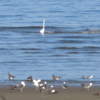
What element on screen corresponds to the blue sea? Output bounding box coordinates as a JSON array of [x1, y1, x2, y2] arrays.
[[0, 0, 100, 86]]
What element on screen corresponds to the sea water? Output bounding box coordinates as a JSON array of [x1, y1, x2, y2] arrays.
[[0, 0, 100, 86]]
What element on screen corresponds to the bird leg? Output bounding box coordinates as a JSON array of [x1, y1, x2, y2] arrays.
[[86, 88, 89, 91], [20, 88, 23, 92], [35, 86, 39, 90]]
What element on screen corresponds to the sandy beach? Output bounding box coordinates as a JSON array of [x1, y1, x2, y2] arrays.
[[0, 85, 100, 100]]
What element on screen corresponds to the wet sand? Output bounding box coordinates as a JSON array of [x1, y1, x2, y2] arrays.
[[0, 85, 100, 100]]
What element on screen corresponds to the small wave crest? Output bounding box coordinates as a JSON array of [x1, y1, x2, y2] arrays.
[[0, 26, 100, 34]]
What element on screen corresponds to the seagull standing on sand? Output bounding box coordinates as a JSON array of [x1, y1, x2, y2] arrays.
[[39, 83, 46, 92], [33, 79, 41, 90], [81, 83, 92, 91], [14, 81, 25, 92], [39, 81, 48, 92], [62, 82, 67, 89], [52, 74, 61, 81], [40, 20, 45, 36], [8, 72, 15, 80], [44, 81, 48, 90]]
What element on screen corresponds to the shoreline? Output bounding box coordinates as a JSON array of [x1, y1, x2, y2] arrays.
[[0, 79, 100, 87], [0, 85, 100, 100]]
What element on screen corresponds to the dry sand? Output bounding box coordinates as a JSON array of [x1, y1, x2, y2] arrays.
[[0, 85, 100, 100]]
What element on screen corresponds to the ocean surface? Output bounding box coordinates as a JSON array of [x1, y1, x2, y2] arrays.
[[0, 0, 100, 86]]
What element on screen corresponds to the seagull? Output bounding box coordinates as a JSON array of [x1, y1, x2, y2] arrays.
[[81, 83, 92, 91], [83, 75, 93, 79], [48, 85, 58, 94], [8, 72, 15, 80], [44, 81, 48, 90], [39, 81, 48, 92], [14, 81, 25, 92], [40, 20, 45, 36], [33, 79, 41, 90], [52, 74, 61, 81], [39, 84, 46, 92], [62, 82, 67, 89], [27, 76, 33, 81]]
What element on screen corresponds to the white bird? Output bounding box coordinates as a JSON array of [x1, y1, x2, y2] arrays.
[[40, 20, 45, 36], [81, 83, 92, 91], [14, 81, 25, 92], [44, 81, 48, 89], [33, 79, 41, 90], [83, 75, 93, 79], [62, 82, 67, 89]]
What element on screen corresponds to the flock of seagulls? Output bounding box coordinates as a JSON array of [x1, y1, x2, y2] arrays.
[[8, 73, 67, 94], [8, 72, 94, 94]]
